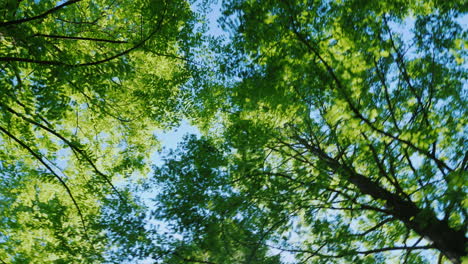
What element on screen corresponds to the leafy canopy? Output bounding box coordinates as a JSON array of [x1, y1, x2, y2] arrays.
[[0, 0, 200, 262], [149, 0, 467, 263], [0, 0, 466, 263]]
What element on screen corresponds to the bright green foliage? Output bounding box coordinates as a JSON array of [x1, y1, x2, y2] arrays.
[[150, 0, 467, 263], [0, 0, 198, 262], [1, 0, 466, 263]]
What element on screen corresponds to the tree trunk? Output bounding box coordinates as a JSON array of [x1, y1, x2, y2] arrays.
[[325, 156, 467, 263]]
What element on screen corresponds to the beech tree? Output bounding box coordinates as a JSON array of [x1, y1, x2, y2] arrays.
[[150, 0, 467, 263]]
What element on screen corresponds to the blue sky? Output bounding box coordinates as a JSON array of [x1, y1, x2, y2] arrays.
[[150, 0, 226, 160]]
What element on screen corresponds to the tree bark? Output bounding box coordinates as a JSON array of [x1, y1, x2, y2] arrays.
[[309, 147, 467, 264], [338, 162, 466, 263]]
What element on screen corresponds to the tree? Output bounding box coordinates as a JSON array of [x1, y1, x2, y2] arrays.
[[151, 0, 467, 263], [0, 0, 199, 262]]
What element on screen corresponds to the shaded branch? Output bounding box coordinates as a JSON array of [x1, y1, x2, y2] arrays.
[[0, 56, 67, 65], [0, 102, 124, 201], [291, 26, 453, 174], [0, 0, 83, 27], [362, 132, 411, 201], [373, 58, 401, 131], [266, 243, 433, 259], [33, 33, 128, 43], [350, 217, 396, 237], [0, 6, 168, 67], [382, 15, 424, 113], [0, 18, 192, 68], [325, 245, 435, 258], [0, 124, 90, 241], [246, 209, 298, 263]]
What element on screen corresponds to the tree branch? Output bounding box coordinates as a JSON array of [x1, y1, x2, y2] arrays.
[[291, 26, 453, 173], [0, 124, 90, 241], [0, 102, 124, 201], [0, 8, 178, 68], [33, 33, 128, 43], [0, 0, 83, 27], [329, 245, 435, 258], [350, 217, 396, 237]]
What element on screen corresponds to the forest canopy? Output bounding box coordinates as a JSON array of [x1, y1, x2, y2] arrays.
[[0, 0, 466, 263]]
